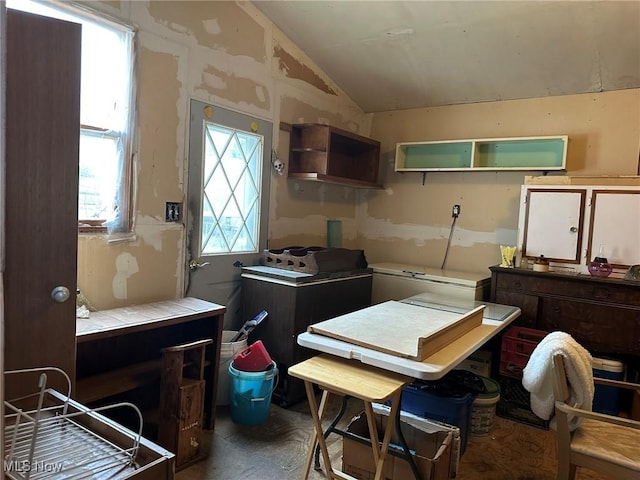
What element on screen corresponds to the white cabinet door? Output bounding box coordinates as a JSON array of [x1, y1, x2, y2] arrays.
[[521, 189, 586, 263], [588, 190, 640, 267]]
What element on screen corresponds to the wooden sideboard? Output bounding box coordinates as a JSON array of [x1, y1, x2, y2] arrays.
[[490, 266, 640, 374], [75, 297, 225, 431]]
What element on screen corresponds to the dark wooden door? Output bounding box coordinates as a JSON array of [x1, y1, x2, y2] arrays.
[[4, 10, 81, 396]]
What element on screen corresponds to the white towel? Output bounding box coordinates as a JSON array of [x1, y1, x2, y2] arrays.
[[522, 331, 594, 429]]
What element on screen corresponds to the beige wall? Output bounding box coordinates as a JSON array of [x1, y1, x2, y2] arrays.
[[364, 89, 640, 274], [77, 2, 640, 309], [77, 1, 372, 309]]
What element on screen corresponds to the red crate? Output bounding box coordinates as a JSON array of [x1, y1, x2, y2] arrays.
[[499, 326, 547, 379]]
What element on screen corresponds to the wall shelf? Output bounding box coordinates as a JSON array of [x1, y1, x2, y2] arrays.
[[288, 123, 382, 188], [395, 135, 568, 172]]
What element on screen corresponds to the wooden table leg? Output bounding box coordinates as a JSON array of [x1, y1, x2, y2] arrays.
[[303, 380, 335, 479], [302, 388, 330, 478], [371, 389, 402, 480], [288, 355, 412, 480]]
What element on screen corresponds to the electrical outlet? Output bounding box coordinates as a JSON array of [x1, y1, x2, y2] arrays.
[[452, 204, 461, 218], [165, 202, 181, 222]]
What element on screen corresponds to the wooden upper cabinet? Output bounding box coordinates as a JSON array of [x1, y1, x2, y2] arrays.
[[288, 123, 382, 189], [517, 184, 640, 271]]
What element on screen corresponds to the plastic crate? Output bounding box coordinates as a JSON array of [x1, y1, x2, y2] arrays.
[[496, 375, 549, 430], [499, 326, 547, 378]]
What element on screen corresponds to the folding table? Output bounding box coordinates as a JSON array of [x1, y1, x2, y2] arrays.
[[290, 294, 521, 480]]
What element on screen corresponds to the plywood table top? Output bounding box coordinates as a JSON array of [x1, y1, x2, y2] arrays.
[[308, 300, 484, 361], [299, 299, 521, 380]]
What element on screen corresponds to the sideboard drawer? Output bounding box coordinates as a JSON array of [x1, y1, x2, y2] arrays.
[[539, 298, 640, 355], [494, 270, 640, 306], [490, 266, 640, 358]]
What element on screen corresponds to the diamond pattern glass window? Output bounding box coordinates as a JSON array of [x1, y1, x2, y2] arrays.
[[201, 123, 263, 254]]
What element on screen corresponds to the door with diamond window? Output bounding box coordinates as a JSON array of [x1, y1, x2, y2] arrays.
[[186, 101, 272, 327]]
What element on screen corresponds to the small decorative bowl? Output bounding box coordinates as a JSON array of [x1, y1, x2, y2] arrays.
[[588, 261, 613, 278]]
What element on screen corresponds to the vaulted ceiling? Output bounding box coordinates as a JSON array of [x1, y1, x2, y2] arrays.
[[254, 1, 640, 113]]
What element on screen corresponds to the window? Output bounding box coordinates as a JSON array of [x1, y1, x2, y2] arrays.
[[7, 0, 135, 233], [201, 122, 263, 254]]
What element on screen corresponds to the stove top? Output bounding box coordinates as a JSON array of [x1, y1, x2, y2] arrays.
[[241, 265, 372, 284]]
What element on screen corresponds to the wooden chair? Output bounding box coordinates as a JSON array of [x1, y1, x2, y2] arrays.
[[552, 354, 640, 480]]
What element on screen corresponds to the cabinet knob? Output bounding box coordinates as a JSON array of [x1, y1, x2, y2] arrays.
[[514, 281, 522, 288], [569, 226, 578, 233], [554, 306, 562, 314]]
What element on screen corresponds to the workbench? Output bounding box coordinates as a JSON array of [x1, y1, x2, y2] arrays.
[[75, 297, 226, 430]]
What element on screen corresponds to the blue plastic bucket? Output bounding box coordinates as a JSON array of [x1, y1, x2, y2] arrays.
[[228, 361, 278, 425]]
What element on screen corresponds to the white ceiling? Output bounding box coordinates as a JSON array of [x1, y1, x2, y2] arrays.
[[254, 1, 640, 113]]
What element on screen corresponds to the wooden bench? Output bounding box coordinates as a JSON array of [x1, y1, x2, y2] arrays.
[[75, 297, 226, 430]]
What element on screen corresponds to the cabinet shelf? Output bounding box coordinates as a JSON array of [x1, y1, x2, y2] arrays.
[[291, 148, 327, 153], [288, 123, 382, 188], [395, 135, 567, 172]]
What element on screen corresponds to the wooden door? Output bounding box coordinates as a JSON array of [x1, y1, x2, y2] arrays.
[[4, 10, 81, 396], [185, 100, 272, 328]]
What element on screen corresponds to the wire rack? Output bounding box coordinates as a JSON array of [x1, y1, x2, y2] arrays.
[[4, 367, 144, 480]]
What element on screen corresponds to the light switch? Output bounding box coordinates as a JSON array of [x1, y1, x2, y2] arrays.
[[165, 202, 181, 222]]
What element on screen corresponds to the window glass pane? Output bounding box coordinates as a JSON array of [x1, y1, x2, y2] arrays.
[[201, 123, 263, 255], [8, 0, 134, 232], [80, 22, 131, 130], [78, 133, 118, 220]]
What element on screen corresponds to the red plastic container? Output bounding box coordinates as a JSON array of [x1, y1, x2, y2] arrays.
[[232, 340, 274, 372], [499, 326, 547, 379]]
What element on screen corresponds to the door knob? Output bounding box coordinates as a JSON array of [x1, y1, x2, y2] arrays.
[[189, 259, 211, 271], [51, 286, 70, 303]]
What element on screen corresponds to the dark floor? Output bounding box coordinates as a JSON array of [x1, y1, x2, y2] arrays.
[[176, 394, 612, 480]]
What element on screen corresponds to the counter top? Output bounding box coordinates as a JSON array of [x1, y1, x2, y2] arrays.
[[76, 297, 226, 342]]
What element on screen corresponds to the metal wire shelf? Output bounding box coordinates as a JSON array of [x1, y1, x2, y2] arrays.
[[4, 367, 144, 480]]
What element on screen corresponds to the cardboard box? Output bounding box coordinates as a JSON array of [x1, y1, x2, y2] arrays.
[[342, 409, 453, 480], [373, 403, 461, 479], [457, 350, 492, 378]]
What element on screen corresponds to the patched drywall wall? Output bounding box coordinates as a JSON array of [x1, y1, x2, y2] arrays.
[[365, 89, 640, 275], [273, 45, 336, 96], [136, 47, 183, 217], [77, 228, 182, 309], [74, 1, 638, 310], [76, 1, 370, 309]]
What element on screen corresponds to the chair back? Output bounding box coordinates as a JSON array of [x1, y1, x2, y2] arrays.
[[552, 354, 570, 403]]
